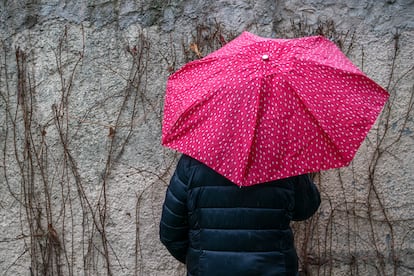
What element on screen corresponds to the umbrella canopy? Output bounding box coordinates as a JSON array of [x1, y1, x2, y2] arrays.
[[162, 31, 389, 186]]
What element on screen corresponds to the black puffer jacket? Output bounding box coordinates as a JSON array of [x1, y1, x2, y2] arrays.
[[160, 155, 321, 276]]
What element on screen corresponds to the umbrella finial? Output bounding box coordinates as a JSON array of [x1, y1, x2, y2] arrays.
[[262, 54, 269, 61]]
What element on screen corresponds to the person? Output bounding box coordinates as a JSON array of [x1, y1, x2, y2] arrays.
[[159, 154, 321, 276]]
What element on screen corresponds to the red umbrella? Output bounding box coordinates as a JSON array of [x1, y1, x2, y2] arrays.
[[162, 31, 389, 186]]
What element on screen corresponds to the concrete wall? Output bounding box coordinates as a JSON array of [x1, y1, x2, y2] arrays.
[[1, 0, 413, 275]]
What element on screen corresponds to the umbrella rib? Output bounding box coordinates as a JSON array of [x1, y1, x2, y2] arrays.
[[240, 80, 264, 184], [284, 58, 388, 163], [295, 56, 366, 78], [164, 87, 219, 145], [283, 80, 349, 163]]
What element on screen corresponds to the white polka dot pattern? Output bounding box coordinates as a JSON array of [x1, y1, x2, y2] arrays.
[[162, 31, 389, 186]]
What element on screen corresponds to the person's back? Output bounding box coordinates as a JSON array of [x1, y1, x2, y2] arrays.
[[160, 155, 321, 276]]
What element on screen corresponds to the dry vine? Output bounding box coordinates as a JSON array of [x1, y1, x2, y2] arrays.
[[0, 25, 164, 276], [0, 17, 412, 276]]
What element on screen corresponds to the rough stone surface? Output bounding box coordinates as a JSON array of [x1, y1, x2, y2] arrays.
[[0, 0, 413, 275]]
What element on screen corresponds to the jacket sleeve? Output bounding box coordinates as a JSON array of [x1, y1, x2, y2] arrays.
[[292, 174, 321, 221], [159, 156, 189, 263]]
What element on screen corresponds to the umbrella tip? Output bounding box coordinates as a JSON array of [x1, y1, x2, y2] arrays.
[[262, 54, 269, 61]]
